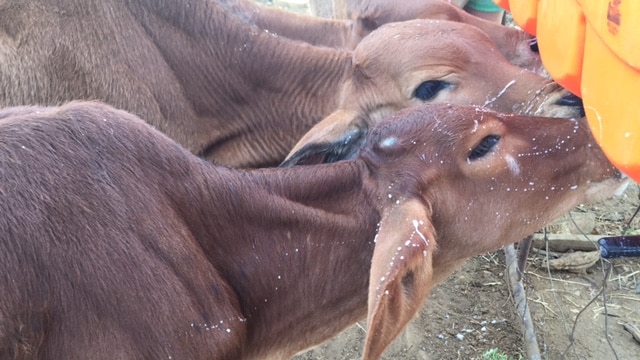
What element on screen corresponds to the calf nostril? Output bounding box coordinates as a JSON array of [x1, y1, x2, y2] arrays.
[[529, 37, 539, 53], [557, 93, 585, 117], [557, 93, 583, 107]]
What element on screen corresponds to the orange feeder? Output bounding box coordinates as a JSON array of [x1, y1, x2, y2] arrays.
[[495, 0, 640, 183]]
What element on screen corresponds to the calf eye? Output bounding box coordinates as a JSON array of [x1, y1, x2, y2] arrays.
[[414, 80, 449, 101], [468, 135, 500, 160]]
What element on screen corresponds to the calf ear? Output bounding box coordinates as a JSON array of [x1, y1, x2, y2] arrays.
[[363, 199, 436, 360], [280, 129, 365, 166], [280, 110, 367, 167]]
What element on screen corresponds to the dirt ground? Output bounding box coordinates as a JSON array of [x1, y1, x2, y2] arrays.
[[294, 183, 640, 360]]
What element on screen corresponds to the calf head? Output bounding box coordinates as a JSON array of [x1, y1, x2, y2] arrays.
[[352, 0, 543, 73], [358, 103, 626, 359], [282, 19, 582, 166]]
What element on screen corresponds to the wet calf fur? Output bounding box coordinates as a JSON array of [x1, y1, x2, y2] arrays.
[[0, 102, 625, 360]]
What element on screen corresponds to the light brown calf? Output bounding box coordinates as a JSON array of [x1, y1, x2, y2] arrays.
[[0, 101, 625, 359], [283, 19, 583, 166], [1, 1, 570, 168]]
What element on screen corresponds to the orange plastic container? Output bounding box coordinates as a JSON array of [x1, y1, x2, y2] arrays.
[[495, 0, 640, 183]]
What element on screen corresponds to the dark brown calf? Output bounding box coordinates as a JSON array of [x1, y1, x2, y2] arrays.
[[0, 101, 625, 359]]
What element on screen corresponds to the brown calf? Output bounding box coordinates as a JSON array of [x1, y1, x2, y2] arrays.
[[0, 101, 625, 359], [1, 1, 573, 168], [234, 0, 541, 72]]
